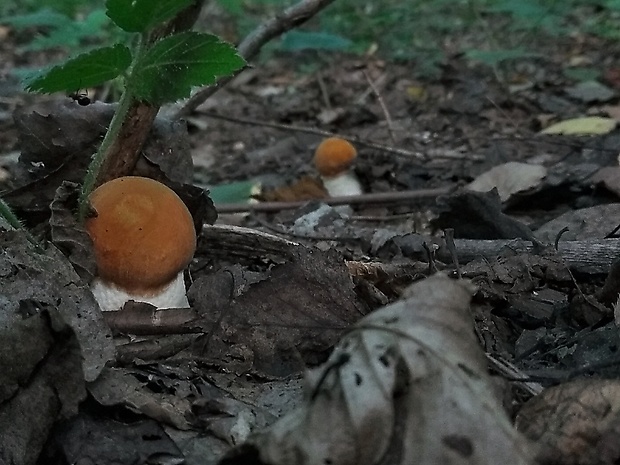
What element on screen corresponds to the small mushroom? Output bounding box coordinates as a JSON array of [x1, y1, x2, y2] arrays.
[[313, 137, 363, 197], [85, 176, 196, 311]]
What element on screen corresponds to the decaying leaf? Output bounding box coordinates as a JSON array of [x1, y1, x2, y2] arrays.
[[535, 203, 620, 242], [221, 273, 533, 465], [516, 379, 620, 465], [38, 413, 183, 465], [467, 162, 547, 202], [188, 247, 367, 377], [432, 189, 536, 240], [258, 175, 327, 202], [0, 229, 114, 465], [49, 181, 96, 282]]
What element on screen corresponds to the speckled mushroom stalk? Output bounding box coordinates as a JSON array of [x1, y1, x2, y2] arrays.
[[85, 176, 196, 311]]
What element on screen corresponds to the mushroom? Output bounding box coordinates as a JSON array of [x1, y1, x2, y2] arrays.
[[85, 176, 196, 311], [313, 137, 363, 197]]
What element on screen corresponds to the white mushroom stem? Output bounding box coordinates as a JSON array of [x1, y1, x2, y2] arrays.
[[321, 171, 363, 197], [90, 271, 189, 312]]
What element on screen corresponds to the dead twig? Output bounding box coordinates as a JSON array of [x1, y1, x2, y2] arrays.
[[216, 186, 452, 213], [349, 212, 418, 222], [176, 0, 336, 118], [436, 238, 620, 275], [317, 71, 332, 110], [195, 110, 435, 160], [345, 260, 429, 283], [443, 228, 461, 279], [363, 70, 396, 143]]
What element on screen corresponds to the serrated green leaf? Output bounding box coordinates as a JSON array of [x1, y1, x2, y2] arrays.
[[23, 44, 132, 93], [22, 9, 111, 52], [130, 32, 246, 104], [105, 0, 194, 33]]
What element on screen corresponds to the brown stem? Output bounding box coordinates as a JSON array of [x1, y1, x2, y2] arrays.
[[94, 1, 205, 186], [95, 102, 159, 185]]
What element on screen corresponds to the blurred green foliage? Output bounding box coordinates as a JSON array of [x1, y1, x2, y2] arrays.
[[214, 0, 620, 77], [2, 0, 620, 79]]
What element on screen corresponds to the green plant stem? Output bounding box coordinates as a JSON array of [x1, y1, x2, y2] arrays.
[[0, 197, 41, 248], [77, 86, 134, 221], [77, 35, 146, 222], [0, 197, 23, 230]]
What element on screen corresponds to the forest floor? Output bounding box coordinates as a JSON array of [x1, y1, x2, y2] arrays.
[[3, 20, 620, 465]]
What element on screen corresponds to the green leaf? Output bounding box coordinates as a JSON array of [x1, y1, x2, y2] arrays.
[[279, 31, 352, 52], [22, 9, 111, 51], [24, 44, 132, 93], [209, 180, 262, 205], [130, 32, 246, 104], [105, 0, 194, 33], [540, 117, 617, 136]]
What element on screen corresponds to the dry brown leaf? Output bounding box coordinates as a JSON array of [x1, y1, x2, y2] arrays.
[[221, 273, 533, 465], [258, 175, 328, 202], [516, 379, 620, 465]]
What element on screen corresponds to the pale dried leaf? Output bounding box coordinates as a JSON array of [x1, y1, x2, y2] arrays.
[[222, 273, 533, 465], [467, 162, 546, 202], [540, 116, 617, 135]]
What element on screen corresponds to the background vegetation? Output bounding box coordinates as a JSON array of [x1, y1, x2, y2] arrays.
[[2, 0, 619, 79]]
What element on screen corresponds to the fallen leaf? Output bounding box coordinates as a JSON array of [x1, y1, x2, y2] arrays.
[[222, 274, 533, 465], [591, 166, 620, 196], [467, 162, 547, 202], [565, 80, 615, 103], [258, 175, 327, 202], [516, 379, 620, 465], [540, 116, 617, 135], [535, 203, 620, 242], [209, 180, 262, 205]]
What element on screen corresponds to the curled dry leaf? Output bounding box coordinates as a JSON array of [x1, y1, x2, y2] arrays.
[[49, 181, 96, 282], [221, 273, 533, 465]]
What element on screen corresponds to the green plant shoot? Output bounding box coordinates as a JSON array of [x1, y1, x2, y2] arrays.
[[21, 0, 246, 221]]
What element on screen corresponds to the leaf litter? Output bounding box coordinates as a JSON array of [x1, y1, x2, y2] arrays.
[[5, 18, 620, 465], [222, 274, 533, 465]]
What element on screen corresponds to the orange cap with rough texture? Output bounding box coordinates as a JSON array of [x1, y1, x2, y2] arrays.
[[313, 137, 357, 177], [85, 176, 196, 293]]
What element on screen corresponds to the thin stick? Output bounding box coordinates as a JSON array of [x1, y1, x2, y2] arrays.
[[176, 0, 336, 118], [363, 70, 396, 143], [216, 186, 452, 213], [317, 71, 332, 109], [197, 110, 432, 160]]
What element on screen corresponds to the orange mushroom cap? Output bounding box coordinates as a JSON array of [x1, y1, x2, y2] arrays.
[[313, 137, 357, 177], [85, 176, 196, 294]]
